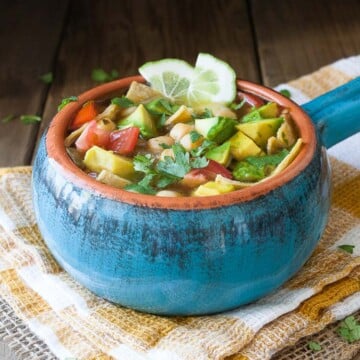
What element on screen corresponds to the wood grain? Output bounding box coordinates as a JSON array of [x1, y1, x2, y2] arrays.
[[36, 0, 259, 157], [251, 0, 360, 86], [0, 1, 69, 166]]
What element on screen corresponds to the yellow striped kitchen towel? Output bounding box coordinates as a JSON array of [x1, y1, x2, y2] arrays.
[[0, 56, 359, 360]]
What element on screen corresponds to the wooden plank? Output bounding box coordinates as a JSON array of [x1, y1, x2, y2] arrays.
[[36, 0, 260, 156], [0, 0, 69, 166], [251, 0, 360, 86]]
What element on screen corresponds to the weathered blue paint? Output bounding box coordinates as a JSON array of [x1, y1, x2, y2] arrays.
[[32, 134, 331, 315], [303, 76, 360, 148]]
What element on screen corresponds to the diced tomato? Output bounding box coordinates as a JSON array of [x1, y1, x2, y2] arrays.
[[75, 120, 111, 153], [70, 101, 99, 130], [205, 160, 233, 179], [238, 91, 265, 108], [108, 127, 140, 155], [181, 160, 233, 188], [180, 169, 216, 188]]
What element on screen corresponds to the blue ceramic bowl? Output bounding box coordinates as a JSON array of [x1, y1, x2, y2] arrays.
[[32, 76, 360, 315]]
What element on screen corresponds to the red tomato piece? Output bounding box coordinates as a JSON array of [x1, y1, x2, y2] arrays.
[[108, 127, 140, 155], [75, 120, 111, 153], [205, 160, 233, 179], [70, 101, 98, 130], [238, 91, 265, 108], [180, 169, 216, 188]]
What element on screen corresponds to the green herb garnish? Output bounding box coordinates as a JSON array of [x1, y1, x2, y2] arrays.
[[20, 115, 41, 124], [338, 244, 355, 254], [190, 139, 216, 157], [1, 114, 15, 123], [91, 68, 119, 83], [230, 99, 246, 110], [111, 96, 135, 108], [189, 130, 201, 143], [279, 89, 291, 98], [337, 316, 360, 343], [308, 341, 322, 352], [157, 143, 191, 178], [40, 72, 53, 84], [58, 96, 78, 111]]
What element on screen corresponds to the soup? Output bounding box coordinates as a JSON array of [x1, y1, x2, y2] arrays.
[[64, 80, 301, 197]]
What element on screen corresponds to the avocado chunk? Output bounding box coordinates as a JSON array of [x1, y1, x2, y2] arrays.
[[206, 141, 231, 166], [193, 181, 235, 196], [232, 149, 289, 182], [236, 117, 284, 148], [242, 102, 279, 123], [229, 131, 264, 161], [118, 104, 157, 138], [195, 116, 237, 143], [145, 98, 179, 116], [84, 146, 135, 179]]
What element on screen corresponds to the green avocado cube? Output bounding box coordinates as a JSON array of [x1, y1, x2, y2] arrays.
[[195, 116, 237, 143], [236, 117, 284, 148], [118, 104, 157, 138], [229, 131, 264, 161], [206, 141, 231, 166], [242, 102, 279, 123]]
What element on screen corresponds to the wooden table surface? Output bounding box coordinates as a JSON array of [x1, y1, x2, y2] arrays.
[[0, 0, 360, 359]]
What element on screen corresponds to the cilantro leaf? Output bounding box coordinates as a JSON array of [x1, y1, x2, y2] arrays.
[[1, 114, 15, 123], [193, 108, 214, 119], [159, 142, 172, 149], [125, 174, 157, 195], [338, 244, 355, 254], [337, 316, 360, 343], [20, 115, 41, 124], [308, 341, 322, 351], [133, 154, 155, 174], [157, 144, 190, 178], [40, 72, 53, 84], [58, 96, 78, 111], [159, 98, 178, 114], [229, 99, 246, 110], [111, 96, 135, 108], [279, 89, 291, 98], [191, 156, 209, 169], [190, 139, 216, 157], [91, 68, 119, 83], [189, 130, 201, 143], [156, 174, 178, 188]]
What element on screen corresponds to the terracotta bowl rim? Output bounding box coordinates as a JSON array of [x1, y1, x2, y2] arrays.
[[45, 75, 316, 210]]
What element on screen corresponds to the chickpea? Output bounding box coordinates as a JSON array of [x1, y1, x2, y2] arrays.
[[148, 136, 174, 154], [169, 123, 194, 142]]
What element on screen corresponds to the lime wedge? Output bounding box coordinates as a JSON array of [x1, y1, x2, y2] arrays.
[[187, 53, 236, 106], [139, 59, 194, 103], [138, 54, 236, 106]]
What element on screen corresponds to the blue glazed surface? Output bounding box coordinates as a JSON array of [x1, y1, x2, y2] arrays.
[[303, 76, 360, 147], [32, 132, 331, 315]]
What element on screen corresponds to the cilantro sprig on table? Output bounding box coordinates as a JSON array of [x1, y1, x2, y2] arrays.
[[308, 341, 322, 351], [337, 316, 360, 343], [91, 68, 119, 83], [1, 114, 41, 125], [125, 144, 208, 195]]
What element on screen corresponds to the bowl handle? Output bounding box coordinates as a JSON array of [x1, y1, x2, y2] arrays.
[[302, 76, 360, 148]]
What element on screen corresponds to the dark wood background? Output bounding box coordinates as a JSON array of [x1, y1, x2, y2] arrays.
[[1, 0, 360, 167]]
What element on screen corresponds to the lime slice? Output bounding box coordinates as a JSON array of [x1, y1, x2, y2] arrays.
[[138, 54, 237, 107], [187, 53, 236, 106], [139, 59, 194, 103]]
